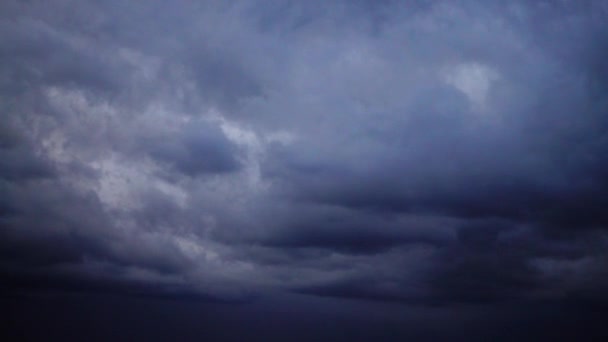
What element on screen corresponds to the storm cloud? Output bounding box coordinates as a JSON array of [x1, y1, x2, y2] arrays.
[[2, 0, 608, 340]]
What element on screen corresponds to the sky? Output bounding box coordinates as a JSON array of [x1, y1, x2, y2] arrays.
[[1, 0, 608, 340]]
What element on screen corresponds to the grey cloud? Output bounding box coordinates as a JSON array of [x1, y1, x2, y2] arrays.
[[188, 45, 264, 110], [0, 18, 127, 96], [147, 122, 243, 177], [249, 205, 454, 254], [2, 1, 608, 339], [0, 146, 54, 181]]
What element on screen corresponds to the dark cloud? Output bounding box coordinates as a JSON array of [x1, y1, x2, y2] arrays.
[[2, 0, 608, 340], [147, 122, 242, 177], [257, 208, 453, 254], [0, 19, 126, 96], [188, 46, 264, 110]]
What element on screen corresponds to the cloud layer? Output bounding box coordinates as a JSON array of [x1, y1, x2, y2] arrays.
[[2, 1, 608, 335]]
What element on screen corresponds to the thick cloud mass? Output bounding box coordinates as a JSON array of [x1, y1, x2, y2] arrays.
[[2, 0, 608, 340]]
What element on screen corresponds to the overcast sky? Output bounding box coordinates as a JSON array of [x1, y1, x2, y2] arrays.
[[2, 0, 608, 340]]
